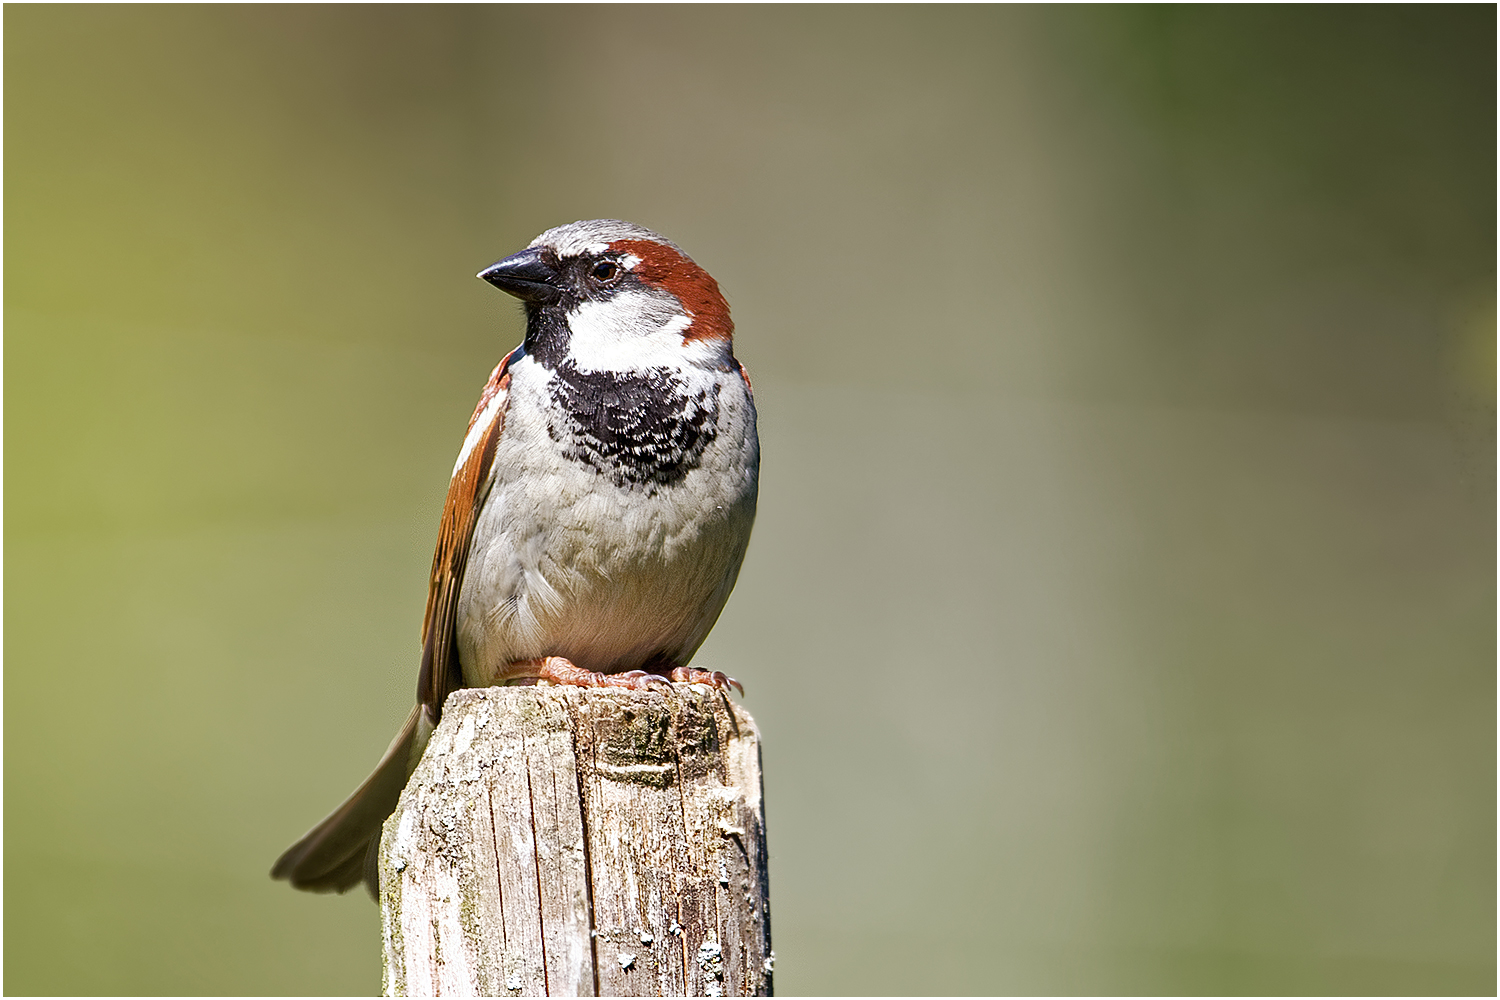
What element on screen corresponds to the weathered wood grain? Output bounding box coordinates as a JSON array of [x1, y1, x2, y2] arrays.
[[380, 685, 772, 997]]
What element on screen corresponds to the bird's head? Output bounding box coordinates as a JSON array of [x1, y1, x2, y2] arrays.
[[478, 219, 733, 373]]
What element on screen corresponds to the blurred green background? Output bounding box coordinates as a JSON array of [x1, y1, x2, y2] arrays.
[[6, 6, 1494, 995]]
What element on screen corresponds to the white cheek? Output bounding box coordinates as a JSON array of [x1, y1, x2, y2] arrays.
[[565, 293, 696, 372]]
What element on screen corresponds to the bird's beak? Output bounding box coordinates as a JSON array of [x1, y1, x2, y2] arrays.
[[478, 248, 561, 303]]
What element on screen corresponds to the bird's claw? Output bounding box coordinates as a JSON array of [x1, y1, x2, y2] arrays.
[[668, 666, 744, 695], [526, 657, 669, 690], [517, 657, 740, 694], [607, 669, 674, 690]]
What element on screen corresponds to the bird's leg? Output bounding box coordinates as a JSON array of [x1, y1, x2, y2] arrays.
[[505, 656, 672, 690], [668, 666, 744, 695]]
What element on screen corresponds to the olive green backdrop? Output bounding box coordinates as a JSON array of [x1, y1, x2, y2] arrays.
[[6, 6, 1494, 995]]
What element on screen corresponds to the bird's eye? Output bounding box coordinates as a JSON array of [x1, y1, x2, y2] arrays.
[[592, 260, 619, 282]]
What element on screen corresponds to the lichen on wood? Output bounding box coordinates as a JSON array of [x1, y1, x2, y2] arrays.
[[380, 685, 772, 997]]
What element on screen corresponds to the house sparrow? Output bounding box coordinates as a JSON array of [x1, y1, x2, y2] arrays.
[[271, 220, 759, 896]]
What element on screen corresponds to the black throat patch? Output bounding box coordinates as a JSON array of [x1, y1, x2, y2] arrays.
[[546, 360, 721, 491]]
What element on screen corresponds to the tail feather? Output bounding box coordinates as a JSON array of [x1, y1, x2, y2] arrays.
[[271, 705, 426, 897]]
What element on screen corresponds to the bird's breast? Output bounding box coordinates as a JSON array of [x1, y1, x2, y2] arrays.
[[545, 359, 722, 492], [454, 355, 758, 681]]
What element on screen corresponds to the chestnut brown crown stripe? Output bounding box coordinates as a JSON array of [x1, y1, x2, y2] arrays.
[[610, 238, 734, 343]]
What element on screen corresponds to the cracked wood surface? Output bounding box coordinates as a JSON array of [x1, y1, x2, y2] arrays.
[[379, 686, 772, 997]]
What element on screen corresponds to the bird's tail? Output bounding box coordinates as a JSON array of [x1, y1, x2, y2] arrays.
[[270, 704, 432, 898]]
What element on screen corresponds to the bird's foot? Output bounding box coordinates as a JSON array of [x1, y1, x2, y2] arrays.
[[517, 656, 672, 690], [668, 666, 744, 695], [504, 658, 742, 694]]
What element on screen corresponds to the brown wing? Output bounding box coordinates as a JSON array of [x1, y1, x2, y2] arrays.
[[271, 348, 522, 897], [416, 346, 519, 726]]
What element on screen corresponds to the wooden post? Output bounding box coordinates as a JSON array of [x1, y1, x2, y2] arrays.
[[378, 685, 773, 997]]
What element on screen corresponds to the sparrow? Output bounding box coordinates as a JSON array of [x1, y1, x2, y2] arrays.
[[271, 220, 759, 896]]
